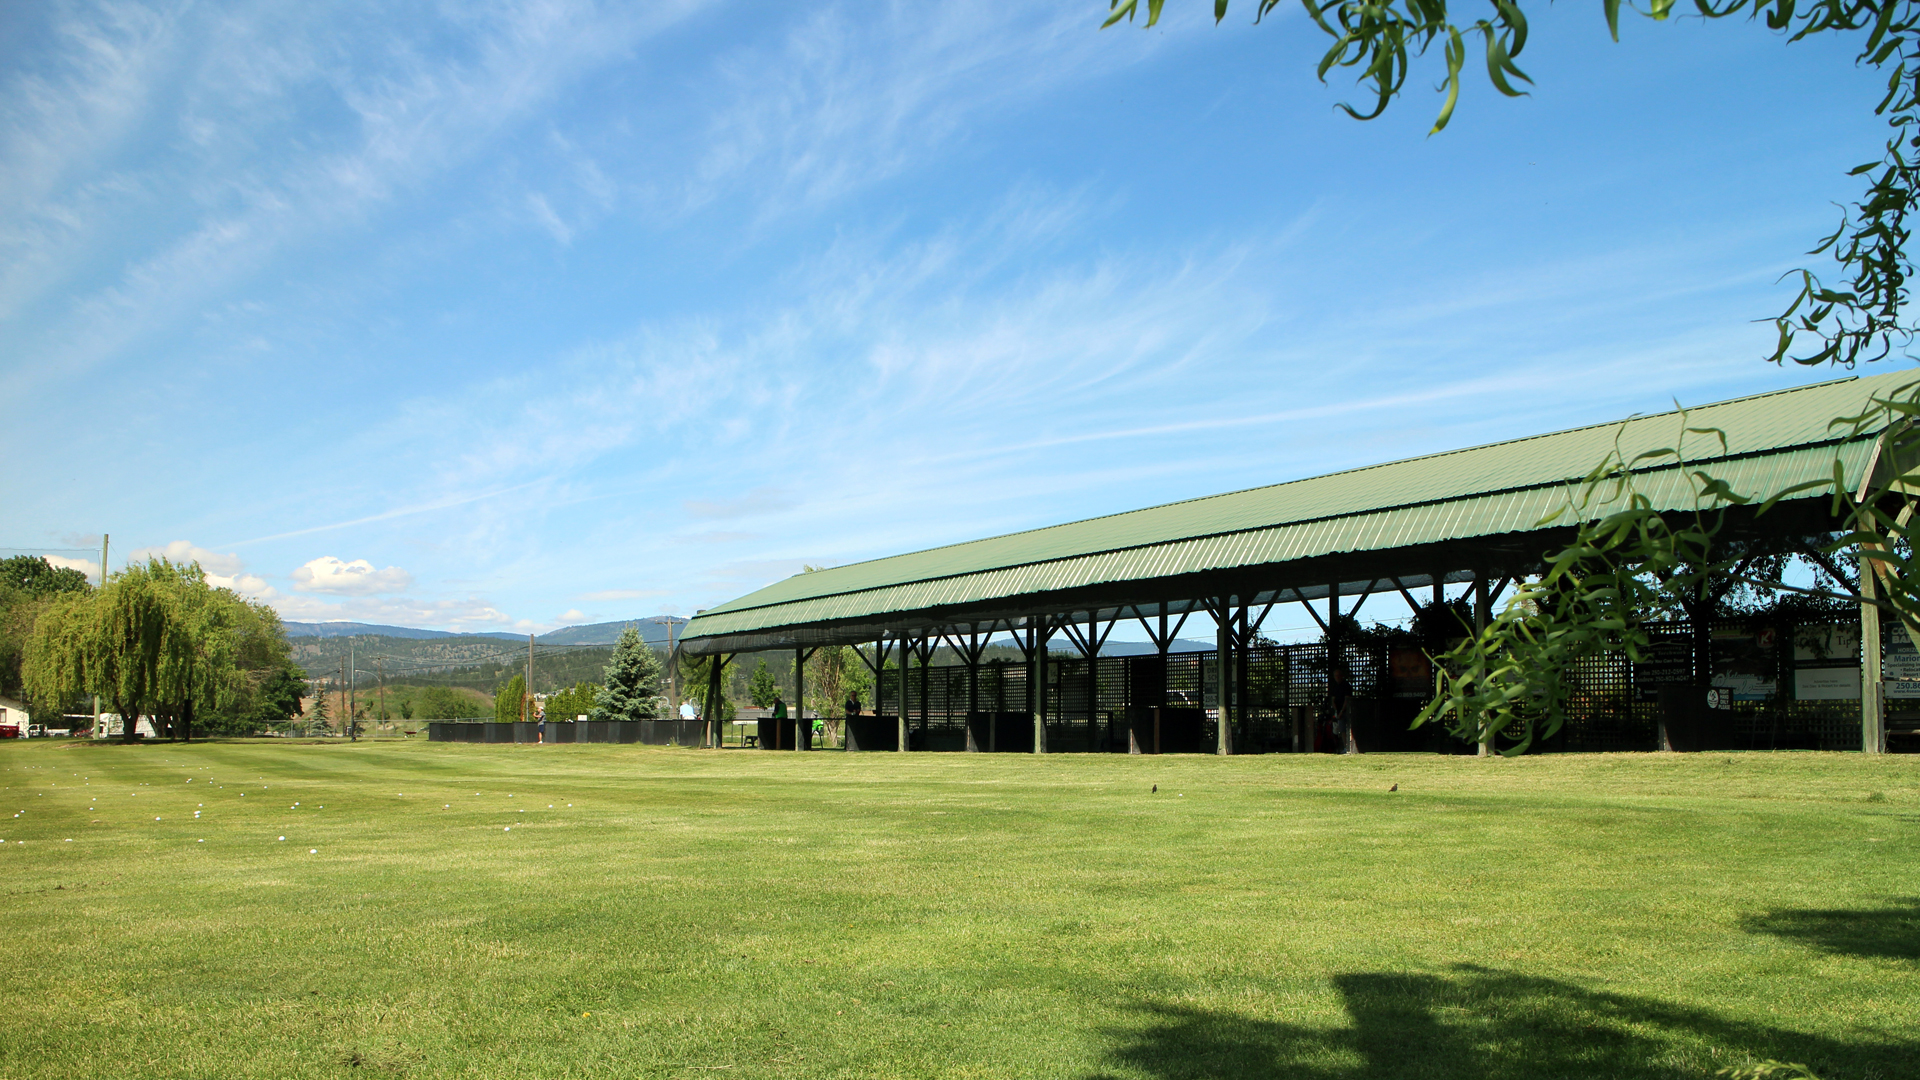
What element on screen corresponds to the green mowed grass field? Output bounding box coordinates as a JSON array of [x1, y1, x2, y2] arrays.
[[0, 741, 1914, 1079]]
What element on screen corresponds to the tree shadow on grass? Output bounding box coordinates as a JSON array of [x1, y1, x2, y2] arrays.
[[1087, 965, 1912, 1080], [1741, 899, 1920, 962]]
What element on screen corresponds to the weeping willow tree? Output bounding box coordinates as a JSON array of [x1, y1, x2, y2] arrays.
[[1110, 0, 1920, 751], [22, 558, 277, 742]]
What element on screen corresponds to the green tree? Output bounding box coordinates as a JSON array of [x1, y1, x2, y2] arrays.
[[26, 562, 180, 742], [546, 680, 600, 721], [803, 645, 870, 746], [415, 685, 474, 719], [592, 627, 663, 722], [191, 594, 305, 737], [399, 697, 414, 721], [22, 557, 279, 742], [0, 556, 90, 597], [747, 659, 779, 708], [308, 678, 331, 731], [677, 652, 735, 721], [0, 556, 92, 706], [200, 663, 305, 736], [495, 674, 526, 723]]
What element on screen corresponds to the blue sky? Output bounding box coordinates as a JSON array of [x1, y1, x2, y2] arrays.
[[0, 0, 1897, 640]]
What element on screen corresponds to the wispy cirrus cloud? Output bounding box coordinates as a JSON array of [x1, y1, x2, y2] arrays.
[[0, 0, 711, 397], [683, 487, 793, 520], [687, 4, 1165, 219], [577, 588, 673, 603]]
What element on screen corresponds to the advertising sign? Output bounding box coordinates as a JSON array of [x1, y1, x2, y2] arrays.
[[1883, 632, 1920, 699], [1794, 625, 1859, 664], [1633, 636, 1692, 701], [1711, 626, 1776, 702], [1795, 666, 1861, 700]]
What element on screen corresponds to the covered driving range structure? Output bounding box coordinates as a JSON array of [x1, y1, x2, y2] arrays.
[[676, 372, 1915, 756]]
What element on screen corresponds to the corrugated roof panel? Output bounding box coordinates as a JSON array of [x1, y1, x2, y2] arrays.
[[682, 377, 1898, 649]]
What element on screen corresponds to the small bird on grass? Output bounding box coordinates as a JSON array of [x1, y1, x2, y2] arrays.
[[1152, 784, 1157, 793], [1388, 783, 1398, 792]]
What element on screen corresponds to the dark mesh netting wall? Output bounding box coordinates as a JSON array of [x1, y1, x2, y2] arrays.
[[865, 614, 1866, 753]]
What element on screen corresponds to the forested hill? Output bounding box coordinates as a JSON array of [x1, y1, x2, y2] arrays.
[[532, 618, 684, 646], [282, 621, 522, 641], [288, 634, 662, 694], [284, 616, 684, 646]]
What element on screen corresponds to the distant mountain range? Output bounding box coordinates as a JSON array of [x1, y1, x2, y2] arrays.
[[283, 617, 687, 646], [1049, 639, 1216, 657]]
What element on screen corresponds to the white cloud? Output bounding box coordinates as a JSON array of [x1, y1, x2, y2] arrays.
[[555, 608, 587, 623], [267, 593, 514, 632], [128, 540, 244, 576], [291, 556, 412, 596], [207, 572, 277, 601], [42, 555, 100, 580]]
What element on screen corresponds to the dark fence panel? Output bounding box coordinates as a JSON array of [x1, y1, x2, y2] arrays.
[[860, 613, 1869, 754], [430, 614, 1873, 755], [846, 715, 899, 751]]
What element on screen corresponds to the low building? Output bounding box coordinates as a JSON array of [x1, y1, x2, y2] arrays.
[[0, 695, 28, 737]]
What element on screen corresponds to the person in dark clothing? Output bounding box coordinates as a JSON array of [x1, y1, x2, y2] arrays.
[[1328, 664, 1359, 754]]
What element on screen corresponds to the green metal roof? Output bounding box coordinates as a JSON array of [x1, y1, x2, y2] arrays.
[[681, 373, 1907, 654]]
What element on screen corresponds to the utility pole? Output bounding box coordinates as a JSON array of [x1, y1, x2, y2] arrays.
[[348, 638, 358, 742], [526, 634, 534, 724], [667, 618, 682, 713], [338, 660, 347, 737], [93, 533, 107, 738], [377, 657, 386, 732]]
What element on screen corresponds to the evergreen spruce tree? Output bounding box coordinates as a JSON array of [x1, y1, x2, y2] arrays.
[[308, 681, 330, 733], [494, 674, 525, 723], [591, 626, 662, 723]]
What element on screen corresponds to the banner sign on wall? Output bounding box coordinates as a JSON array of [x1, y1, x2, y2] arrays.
[[1795, 666, 1861, 700], [1883, 633, 1920, 699]]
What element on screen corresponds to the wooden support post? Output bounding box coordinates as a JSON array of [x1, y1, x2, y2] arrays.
[[1235, 607, 1250, 754], [1033, 620, 1050, 754], [795, 647, 806, 751], [707, 655, 724, 749], [897, 637, 910, 753], [1285, 644, 1299, 754], [1215, 600, 1233, 756], [1087, 619, 1099, 754], [1862, 563, 1886, 753], [1474, 576, 1492, 757], [965, 633, 981, 752], [1157, 612, 1169, 756], [918, 635, 930, 743], [667, 641, 682, 716], [992, 634, 1004, 753]]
